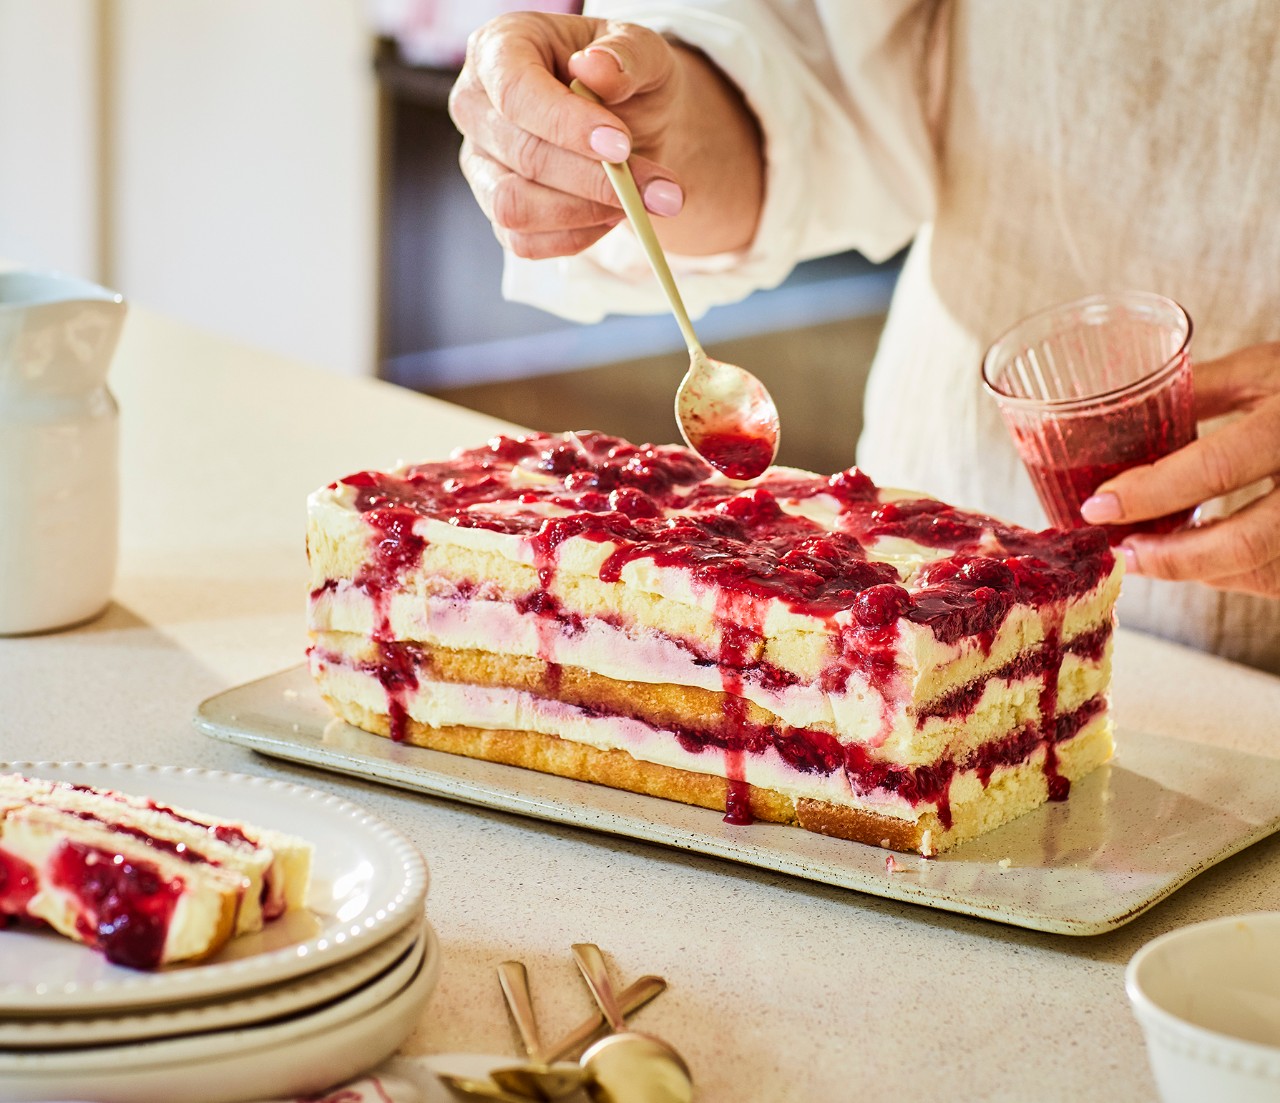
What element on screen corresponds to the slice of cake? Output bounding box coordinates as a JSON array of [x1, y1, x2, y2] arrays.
[[0, 774, 312, 968], [307, 431, 1122, 856]]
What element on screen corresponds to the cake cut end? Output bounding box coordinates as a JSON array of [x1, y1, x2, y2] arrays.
[[0, 774, 313, 968]]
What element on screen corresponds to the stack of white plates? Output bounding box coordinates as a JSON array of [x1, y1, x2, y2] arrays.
[[0, 763, 436, 1103]]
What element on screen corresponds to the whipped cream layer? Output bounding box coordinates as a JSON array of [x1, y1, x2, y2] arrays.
[[313, 654, 1113, 838], [310, 615, 1112, 768]]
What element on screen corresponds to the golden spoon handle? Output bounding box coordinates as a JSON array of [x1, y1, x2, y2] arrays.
[[546, 974, 667, 1063], [569, 78, 703, 356], [571, 941, 630, 1032], [497, 960, 545, 1065]]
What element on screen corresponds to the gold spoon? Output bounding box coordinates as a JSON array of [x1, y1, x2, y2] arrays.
[[432, 974, 667, 1101], [569, 79, 780, 482], [437, 1072, 537, 1103], [490, 960, 591, 1100], [571, 943, 694, 1103], [545, 973, 667, 1062]]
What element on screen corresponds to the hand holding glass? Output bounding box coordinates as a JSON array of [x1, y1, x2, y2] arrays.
[[982, 291, 1196, 543]]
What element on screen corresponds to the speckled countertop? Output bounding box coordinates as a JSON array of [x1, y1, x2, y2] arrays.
[[3, 308, 1278, 1103]]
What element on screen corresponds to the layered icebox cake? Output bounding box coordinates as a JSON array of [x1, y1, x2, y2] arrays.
[[307, 432, 1122, 855]]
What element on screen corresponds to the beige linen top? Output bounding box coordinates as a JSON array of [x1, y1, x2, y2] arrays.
[[505, 0, 1280, 673]]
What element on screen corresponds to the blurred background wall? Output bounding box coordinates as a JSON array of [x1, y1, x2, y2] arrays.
[[0, 0, 378, 377], [0, 0, 895, 471]]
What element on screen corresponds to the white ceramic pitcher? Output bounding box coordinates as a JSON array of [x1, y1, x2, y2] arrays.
[[0, 270, 126, 634]]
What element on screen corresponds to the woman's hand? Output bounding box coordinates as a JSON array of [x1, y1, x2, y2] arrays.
[[447, 12, 764, 260], [1080, 342, 1280, 598]]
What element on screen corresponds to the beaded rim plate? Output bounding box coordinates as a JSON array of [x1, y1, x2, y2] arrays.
[[0, 762, 429, 1013], [0, 925, 440, 1103], [195, 665, 1280, 937], [0, 916, 426, 1047]]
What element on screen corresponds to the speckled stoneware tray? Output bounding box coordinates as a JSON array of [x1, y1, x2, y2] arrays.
[[196, 665, 1280, 936]]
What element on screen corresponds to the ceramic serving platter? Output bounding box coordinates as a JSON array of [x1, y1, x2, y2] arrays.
[[0, 762, 429, 1012], [196, 665, 1280, 936]]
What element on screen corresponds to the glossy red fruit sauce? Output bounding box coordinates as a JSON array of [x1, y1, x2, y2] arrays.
[[1016, 372, 1196, 543], [693, 428, 775, 482], [51, 840, 183, 969]]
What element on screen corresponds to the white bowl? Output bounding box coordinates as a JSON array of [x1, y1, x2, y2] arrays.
[[1126, 913, 1280, 1103]]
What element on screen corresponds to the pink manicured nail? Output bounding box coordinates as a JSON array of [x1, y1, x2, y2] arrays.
[[583, 45, 625, 71], [643, 179, 684, 217], [589, 126, 630, 162], [1119, 543, 1140, 573], [1080, 492, 1122, 523]]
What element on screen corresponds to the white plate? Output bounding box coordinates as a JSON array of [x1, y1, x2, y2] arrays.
[[0, 913, 426, 1048], [0, 920, 440, 1103], [0, 762, 429, 1012], [197, 666, 1280, 936]]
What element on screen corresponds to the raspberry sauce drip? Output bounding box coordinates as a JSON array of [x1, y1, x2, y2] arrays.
[[353, 505, 427, 592], [1044, 746, 1069, 801], [515, 577, 567, 677], [375, 640, 420, 743], [338, 489, 430, 730], [724, 774, 754, 825], [51, 840, 183, 969], [1039, 619, 1069, 801], [716, 594, 763, 825]]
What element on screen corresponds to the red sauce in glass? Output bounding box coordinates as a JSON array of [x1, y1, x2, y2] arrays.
[[1025, 457, 1192, 542], [1016, 375, 1196, 543]]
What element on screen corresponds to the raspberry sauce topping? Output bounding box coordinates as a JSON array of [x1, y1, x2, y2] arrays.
[[333, 431, 1114, 634]]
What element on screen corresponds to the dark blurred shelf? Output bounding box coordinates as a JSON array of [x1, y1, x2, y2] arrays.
[[381, 262, 897, 391], [373, 38, 457, 107]]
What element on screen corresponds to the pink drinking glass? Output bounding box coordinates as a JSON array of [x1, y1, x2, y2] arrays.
[[981, 291, 1196, 543]]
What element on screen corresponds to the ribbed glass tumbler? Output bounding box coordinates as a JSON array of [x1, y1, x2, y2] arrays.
[[982, 291, 1196, 542]]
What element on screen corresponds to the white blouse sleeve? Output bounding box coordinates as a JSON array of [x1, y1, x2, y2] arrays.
[[502, 0, 943, 323]]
